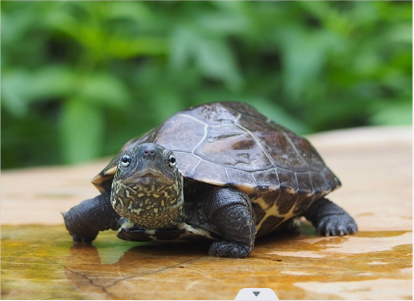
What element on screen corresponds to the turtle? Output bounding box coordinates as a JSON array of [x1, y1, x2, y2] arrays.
[[63, 101, 357, 258]]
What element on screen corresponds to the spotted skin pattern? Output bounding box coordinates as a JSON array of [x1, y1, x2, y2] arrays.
[[111, 178, 184, 229]]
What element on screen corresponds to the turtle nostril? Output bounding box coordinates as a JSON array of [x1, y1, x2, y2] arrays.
[[142, 147, 156, 158]]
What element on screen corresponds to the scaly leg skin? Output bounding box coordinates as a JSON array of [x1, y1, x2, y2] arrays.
[[203, 187, 256, 258], [62, 192, 122, 242], [303, 198, 358, 236]]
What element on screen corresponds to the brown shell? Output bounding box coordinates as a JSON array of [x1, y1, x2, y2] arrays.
[[92, 102, 340, 235]]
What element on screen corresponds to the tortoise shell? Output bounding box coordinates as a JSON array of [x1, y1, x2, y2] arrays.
[[93, 102, 340, 237]]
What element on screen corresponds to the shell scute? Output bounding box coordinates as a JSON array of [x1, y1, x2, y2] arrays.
[[193, 160, 228, 186], [185, 103, 237, 126], [226, 168, 257, 191], [194, 125, 273, 173], [154, 114, 206, 153], [295, 172, 314, 196], [252, 170, 280, 189], [284, 131, 326, 172], [238, 114, 310, 172], [321, 168, 341, 191], [277, 169, 298, 192], [174, 152, 200, 175], [309, 171, 331, 197]]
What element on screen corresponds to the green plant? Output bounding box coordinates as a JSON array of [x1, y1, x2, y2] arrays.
[[2, 1, 411, 169]]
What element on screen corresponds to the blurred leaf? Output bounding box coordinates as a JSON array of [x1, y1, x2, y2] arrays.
[[1, 110, 61, 169], [385, 24, 412, 44], [60, 98, 104, 163], [79, 72, 131, 109], [105, 1, 152, 22], [1, 1, 412, 170], [147, 90, 184, 124], [43, 5, 80, 39], [2, 66, 75, 105], [279, 28, 332, 101], [1, 3, 43, 46], [169, 26, 196, 70], [27, 65, 75, 100], [196, 37, 243, 91], [1, 69, 31, 116], [371, 101, 412, 126], [106, 37, 167, 59], [44, 2, 165, 61], [170, 27, 242, 90], [196, 12, 250, 36]]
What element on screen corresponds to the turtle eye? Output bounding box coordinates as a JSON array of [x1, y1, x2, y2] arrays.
[[168, 154, 176, 168], [121, 155, 131, 167]]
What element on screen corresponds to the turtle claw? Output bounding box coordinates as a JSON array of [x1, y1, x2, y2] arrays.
[[317, 216, 358, 237], [304, 198, 358, 237], [347, 224, 358, 234], [208, 241, 252, 258]]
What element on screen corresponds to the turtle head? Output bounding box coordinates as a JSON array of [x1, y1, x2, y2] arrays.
[[111, 143, 184, 229]]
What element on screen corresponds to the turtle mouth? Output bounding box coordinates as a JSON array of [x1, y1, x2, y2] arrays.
[[125, 169, 175, 186]]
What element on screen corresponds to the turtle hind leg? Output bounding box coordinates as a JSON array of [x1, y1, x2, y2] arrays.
[[303, 198, 358, 236], [203, 187, 256, 258]]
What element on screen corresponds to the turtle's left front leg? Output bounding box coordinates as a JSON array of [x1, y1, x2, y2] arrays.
[[203, 187, 256, 258]]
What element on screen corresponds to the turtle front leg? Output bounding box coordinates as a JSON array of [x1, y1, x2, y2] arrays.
[[203, 187, 256, 258], [62, 192, 122, 242], [303, 198, 358, 236]]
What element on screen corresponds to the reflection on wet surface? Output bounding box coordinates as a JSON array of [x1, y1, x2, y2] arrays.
[[1, 224, 412, 300]]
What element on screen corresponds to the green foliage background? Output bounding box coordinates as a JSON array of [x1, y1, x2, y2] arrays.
[[2, 1, 412, 169]]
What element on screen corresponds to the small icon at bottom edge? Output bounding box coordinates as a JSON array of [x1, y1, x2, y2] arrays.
[[235, 288, 279, 300]]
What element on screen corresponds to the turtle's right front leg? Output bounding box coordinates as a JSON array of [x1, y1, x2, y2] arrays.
[[63, 192, 122, 242]]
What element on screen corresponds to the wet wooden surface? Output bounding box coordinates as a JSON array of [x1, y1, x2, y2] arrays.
[[1, 126, 412, 300]]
